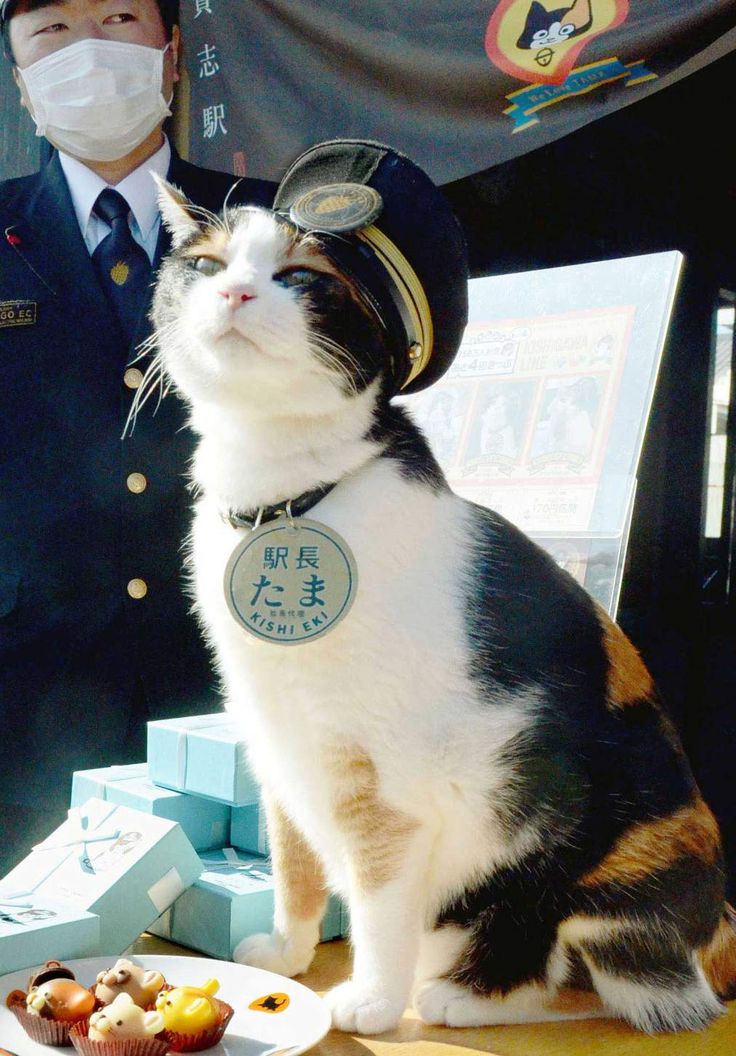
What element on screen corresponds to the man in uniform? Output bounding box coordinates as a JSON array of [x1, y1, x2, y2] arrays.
[[0, 0, 275, 872]]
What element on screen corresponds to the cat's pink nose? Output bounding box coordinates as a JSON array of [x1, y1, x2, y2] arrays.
[[218, 285, 256, 308]]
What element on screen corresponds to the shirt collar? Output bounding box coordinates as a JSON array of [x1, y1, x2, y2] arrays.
[[59, 136, 172, 239]]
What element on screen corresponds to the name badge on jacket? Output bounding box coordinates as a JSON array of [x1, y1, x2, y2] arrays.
[[0, 300, 37, 328]]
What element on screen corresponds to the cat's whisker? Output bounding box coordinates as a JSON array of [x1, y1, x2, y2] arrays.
[[182, 202, 228, 234], [222, 180, 243, 236], [310, 343, 357, 397], [128, 331, 160, 365], [126, 366, 168, 426], [128, 319, 182, 366], [123, 362, 160, 435], [315, 331, 365, 376], [122, 348, 173, 437], [310, 335, 362, 397], [151, 366, 168, 417]]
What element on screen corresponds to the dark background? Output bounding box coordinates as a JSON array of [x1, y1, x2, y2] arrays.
[[2, 44, 735, 894]]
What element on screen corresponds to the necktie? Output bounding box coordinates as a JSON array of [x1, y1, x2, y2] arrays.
[[92, 188, 151, 343]]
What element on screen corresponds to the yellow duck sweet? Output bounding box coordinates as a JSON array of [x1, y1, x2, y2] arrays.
[[155, 979, 220, 1034]]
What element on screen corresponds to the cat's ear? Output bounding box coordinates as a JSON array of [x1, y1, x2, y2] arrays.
[[153, 174, 202, 248]]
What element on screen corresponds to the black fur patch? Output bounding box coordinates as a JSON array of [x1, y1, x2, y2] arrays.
[[583, 932, 702, 988], [370, 403, 447, 492], [301, 269, 392, 395], [463, 503, 608, 695], [578, 854, 726, 951], [435, 505, 718, 995], [441, 853, 575, 991]]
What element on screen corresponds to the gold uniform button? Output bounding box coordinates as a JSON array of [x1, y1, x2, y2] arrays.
[[127, 472, 148, 494], [124, 367, 144, 389], [127, 578, 148, 599]]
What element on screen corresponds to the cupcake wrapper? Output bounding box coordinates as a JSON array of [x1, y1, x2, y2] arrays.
[[69, 1020, 168, 1056], [10, 1003, 73, 1046], [161, 998, 234, 1052]]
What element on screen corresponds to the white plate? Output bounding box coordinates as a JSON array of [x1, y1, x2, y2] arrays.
[[0, 954, 331, 1056]]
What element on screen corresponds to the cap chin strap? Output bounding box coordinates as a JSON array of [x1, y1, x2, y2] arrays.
[[355, 224, 434, 390], [275, 209, 434, 391]]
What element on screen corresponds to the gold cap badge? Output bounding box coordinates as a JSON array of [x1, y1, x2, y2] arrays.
[[290, 182, 383, 233]]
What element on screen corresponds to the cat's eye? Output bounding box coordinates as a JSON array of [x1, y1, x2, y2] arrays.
[[192, 256, 226, 277], [274, 267, 320, 288]]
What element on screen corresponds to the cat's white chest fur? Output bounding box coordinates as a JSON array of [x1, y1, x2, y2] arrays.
[[190, 456, 539, 904]]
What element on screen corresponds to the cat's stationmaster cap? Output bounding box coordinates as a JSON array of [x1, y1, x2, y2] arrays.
[[274, 139, 468, 394]]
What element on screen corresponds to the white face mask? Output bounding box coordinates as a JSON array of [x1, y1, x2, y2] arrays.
[[19, 38, 172, 162]]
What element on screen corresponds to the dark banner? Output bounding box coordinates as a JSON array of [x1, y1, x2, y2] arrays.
[[182, 0, 736, 183]]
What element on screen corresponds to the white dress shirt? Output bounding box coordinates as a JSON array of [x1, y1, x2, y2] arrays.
[[59, 137, 172, 264]]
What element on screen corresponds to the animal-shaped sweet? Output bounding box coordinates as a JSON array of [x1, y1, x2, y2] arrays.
[[95, 957, 166, 1008], [155, 979, 220, 1033], [88, 993, 165, 1041], [25, 978, 95, 1022]]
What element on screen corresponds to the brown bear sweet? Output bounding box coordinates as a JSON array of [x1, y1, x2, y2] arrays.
[[94, 958, 166, 1008], [8, 972, 96, 1048]]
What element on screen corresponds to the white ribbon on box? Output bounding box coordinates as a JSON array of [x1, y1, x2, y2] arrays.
[[200, 848, 271, 895], [174, 717, 233, 791], [0, 892, 33, 921], [11, 808, 123, 881], [80, 764, 148, 800]]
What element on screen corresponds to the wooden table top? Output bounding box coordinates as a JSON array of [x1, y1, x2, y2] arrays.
[[131, 934, 736, 1055]]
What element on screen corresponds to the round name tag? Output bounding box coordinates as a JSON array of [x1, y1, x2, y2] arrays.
[[224, 517, 358, 645]]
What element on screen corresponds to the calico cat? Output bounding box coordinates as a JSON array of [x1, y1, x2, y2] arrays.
[[142, 157, 736, 1036], [517, 0, 593, 50]]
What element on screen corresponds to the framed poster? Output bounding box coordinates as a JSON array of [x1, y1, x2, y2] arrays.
[[400, 251, 682, 614]]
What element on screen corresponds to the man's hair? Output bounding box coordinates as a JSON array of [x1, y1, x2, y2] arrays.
[[2, 0, 179, 63]]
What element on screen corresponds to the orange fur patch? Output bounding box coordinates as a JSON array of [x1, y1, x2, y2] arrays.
[[285, 236, 339, 275], [262, 794, 328, 922], [578, 796, 722, 889], [698, 907, 736, 1000], [596, 606, 654, 708], [547, 988, 604, 1016], [327, 746, 419, 892], [181, 227, 231, 262]]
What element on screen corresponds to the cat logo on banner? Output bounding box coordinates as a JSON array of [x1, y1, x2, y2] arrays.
[[486, 0, 629, 85]]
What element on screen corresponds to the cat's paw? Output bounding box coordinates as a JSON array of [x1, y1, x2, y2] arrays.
[[232, 932, 315, 977], [323, 979, 404, 1034], [413, 978, 468, 1025]]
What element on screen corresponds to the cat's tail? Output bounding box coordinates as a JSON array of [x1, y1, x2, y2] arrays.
[[699, 903, 736, 1000]]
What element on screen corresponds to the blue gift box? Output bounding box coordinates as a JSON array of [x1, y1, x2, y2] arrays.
[[71, 763, 230, 852], [1, 798, 202, 954], [230, 801, 269, 856], [147, 715, 260, 806], [0, 895, 99, 975], [148, 849, 343, 960], [71, 763, 148, 800]]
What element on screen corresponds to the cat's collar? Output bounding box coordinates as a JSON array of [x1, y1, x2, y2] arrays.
[[223, 481, 338, 530]]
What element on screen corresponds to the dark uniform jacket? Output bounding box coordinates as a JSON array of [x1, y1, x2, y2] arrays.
[[0, 151, 274, 870]]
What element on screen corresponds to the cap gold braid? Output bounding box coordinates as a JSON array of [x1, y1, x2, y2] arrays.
[[355, 224, 434, 390]]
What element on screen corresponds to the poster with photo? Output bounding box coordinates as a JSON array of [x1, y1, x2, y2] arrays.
[[400, 252, 681, 614]]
